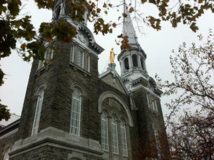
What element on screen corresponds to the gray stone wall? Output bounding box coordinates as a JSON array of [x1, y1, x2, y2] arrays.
[[10, 146, 70, 160], [131, 86, 170, 159], [17, 41, 101, 141], [11, 145, 103, 160], [0, 132, 18, 160], [0, 39, 170, 160], [131, 88, 151, 159]]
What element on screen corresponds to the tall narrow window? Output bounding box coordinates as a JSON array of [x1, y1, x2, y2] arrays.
[[45, 48, 54, 62], [121, 121, 128, 156], [38, 48, 54, 70], [124, 58, 129, 70], [101, 112, 109, 151], [152, 100, 158, 112], [112, 116, 119, 154], [132, 54, 138, 67], [141, 57, 144, 70], [80, 51, 85, 68], [3, 148, 10, 160], [32, 88, 44, 135], [87, 55, 90, 72], [74, 48, 82, 67], [147, 94, 151, 109], [70, 88, 82, 136]]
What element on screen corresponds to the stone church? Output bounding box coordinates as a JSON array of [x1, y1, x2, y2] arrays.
[[0, 0, 170, 160]]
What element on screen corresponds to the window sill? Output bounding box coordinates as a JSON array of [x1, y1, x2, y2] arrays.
[[113, 152, 119, 155], [69, 63, 91, 77], [123, 154, 128, 158]]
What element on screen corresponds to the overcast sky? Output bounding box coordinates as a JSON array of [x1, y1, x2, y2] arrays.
[[0, 0, 214, 118]]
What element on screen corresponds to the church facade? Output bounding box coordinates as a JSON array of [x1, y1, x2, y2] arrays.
[[0, 0, 170, 160]]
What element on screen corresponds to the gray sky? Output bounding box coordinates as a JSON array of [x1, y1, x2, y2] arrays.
[[0, 0, 214, 118]]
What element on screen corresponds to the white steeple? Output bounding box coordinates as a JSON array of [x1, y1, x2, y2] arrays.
[[122, 6, 141, 50], [118, 2, 148, 91]]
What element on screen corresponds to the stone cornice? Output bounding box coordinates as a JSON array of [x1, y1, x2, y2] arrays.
[[10, 127, 102, 157]]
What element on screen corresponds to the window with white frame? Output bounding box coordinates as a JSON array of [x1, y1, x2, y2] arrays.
[[152, 100, 158, 112], [70, 45, 90, 72], [121, 120, 128, 156], [38, 48, 54, 70], [112, 116, 119, 154], [147, 94, 158, 112], [101, 112, 109, 151], [70, 88, 82, 136], [32, 88, 44, 135], [100, 97, 130, 158]]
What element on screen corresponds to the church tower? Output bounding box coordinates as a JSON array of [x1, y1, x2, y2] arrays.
[[118, 7, 170, 160], [118, 8, 148, 91], [0, 1, 170, 160], [9, 0, 104, 160]]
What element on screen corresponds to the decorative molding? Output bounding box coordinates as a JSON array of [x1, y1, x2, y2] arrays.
[[10, 127, 102, 158], [98, 91, 133, 127], [131, 85, 160, 99]]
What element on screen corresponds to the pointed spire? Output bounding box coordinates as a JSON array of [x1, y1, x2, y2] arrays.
[[122, 3, 141, 49]]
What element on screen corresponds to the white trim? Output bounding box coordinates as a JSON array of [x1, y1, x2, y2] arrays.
[[10, 127, 102, 158], [131, 85, 160, 99], [101, 113, 109, 151], [112, 117, 119, 154], [31, 89, 44, 136], [120, 122, 128, 156], [73, 38, 98, 58], [87, 55, 90, 72], [3, 147, 11, 160], [70, 88, 82, 136]]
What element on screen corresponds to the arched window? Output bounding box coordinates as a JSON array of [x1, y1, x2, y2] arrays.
[[32, 88, 44, 135], [112, 116, 119, 154], [132, 54, 138, 67], [101, 112, 109, 151], [124, 58, 129, 70], [140, 57, 144, 70], [99, 95, 133, 158], [120, 120, 128, 156], [70, 88, 82, 136]]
